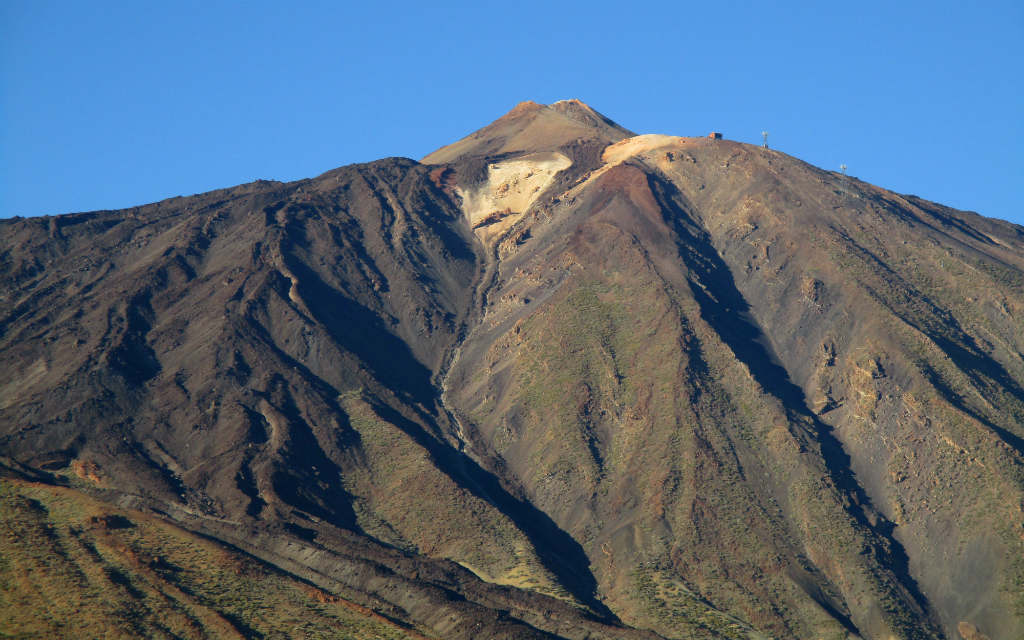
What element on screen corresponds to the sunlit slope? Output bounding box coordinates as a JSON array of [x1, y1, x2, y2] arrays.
[[444, 131, 1023, 639], [0, 474, 433, 640]]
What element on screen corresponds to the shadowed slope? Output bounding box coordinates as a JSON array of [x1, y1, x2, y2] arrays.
[[0, 157, 660, 640]]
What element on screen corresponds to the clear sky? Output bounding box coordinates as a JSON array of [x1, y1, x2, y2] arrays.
[[2, 1, 1022, 225]]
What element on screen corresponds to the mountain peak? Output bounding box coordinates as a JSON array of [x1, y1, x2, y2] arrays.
[[547, 98, 595, 115], [422, 100, 633, 165], [503, 100, 545, 117]]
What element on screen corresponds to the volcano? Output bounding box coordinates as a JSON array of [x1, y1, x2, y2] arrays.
[[2, 101, 1022, 640]]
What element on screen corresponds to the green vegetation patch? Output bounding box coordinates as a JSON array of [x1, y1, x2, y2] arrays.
[[0, 479, 430, 640], [631, 565, 773, 640]]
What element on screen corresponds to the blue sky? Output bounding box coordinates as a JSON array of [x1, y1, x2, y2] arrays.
[[2, 1, 1022, 224]]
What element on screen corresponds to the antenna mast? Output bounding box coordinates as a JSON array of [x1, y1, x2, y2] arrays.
[[840, 164, 848, 175], [761, 131, 769, 149]]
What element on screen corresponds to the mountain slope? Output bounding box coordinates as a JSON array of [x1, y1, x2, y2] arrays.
[[1, 102, 1021, 640], [443, 130, 1024, 639], [0, 157, 652, 639], [0, 463, 433, 640]]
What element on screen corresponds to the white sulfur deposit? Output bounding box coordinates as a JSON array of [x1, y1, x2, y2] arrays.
[[459, 151, 572, 243]]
